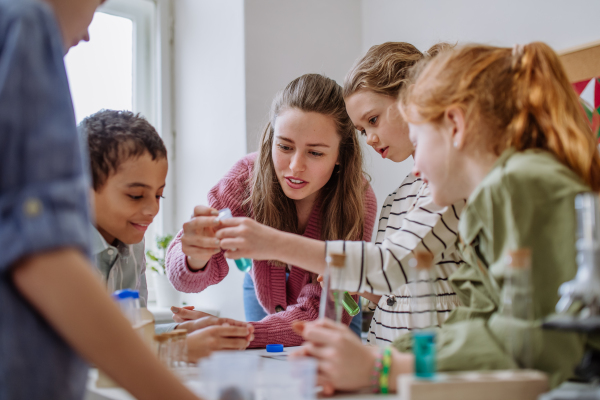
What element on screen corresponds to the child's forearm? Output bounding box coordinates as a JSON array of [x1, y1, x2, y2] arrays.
[[359, 292, 382, 305], [272, 232, 327, 275], [12, 248, 200, 400]]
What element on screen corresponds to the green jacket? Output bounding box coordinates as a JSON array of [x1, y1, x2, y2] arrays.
[[392, 148, 600, 388]]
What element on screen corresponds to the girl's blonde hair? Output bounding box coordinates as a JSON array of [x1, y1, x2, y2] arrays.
[[245, 74, 367, 261], [343, 42, 452, 99], [401, 42, 600, 191]]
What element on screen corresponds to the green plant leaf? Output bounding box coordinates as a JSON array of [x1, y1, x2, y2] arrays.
[[157, 234, 174, 250], [146, 250, 159, 262]]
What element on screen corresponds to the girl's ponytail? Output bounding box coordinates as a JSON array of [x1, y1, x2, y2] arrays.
[[403, 41, 600, 191], [509, 42, 600, 190]]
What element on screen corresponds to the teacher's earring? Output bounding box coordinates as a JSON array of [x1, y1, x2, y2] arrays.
[[453, 141, 459, 149]]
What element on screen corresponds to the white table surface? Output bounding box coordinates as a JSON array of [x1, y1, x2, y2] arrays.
[[85, 347, 389, 400]]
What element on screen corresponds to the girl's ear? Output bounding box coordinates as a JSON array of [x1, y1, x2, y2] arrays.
[[445, 106, 466, 150]]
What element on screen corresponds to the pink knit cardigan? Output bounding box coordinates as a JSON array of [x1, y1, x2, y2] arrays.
[[166, 153, 377, 348]]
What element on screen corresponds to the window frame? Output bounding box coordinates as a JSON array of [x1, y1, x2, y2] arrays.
[[97, 0, 176, 241], [97, 0, 158, 127]]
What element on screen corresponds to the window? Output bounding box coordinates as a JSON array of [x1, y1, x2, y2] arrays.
[[65, 0, 166, 250], [65, 0, 157, 125], [65, 12, 133, 123]]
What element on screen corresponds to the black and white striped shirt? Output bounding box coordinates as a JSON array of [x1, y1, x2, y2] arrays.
[[327, 174, 465, 346]]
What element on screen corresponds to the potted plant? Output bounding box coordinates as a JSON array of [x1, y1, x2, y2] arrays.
[[146, 234, 182, 308]]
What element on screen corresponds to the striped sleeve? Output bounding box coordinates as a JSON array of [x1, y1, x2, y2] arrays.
[[327, 188, 462, 295]]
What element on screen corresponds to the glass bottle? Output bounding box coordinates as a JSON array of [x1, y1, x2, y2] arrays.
[[217, 208, 252, 272], [409, 252, 437, 379], [499, 248, 534, 369]]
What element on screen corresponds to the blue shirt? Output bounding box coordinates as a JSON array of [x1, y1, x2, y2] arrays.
[[0, 1, 92, 399]]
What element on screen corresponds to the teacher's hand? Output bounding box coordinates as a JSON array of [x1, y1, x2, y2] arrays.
[[181, 205, 221, 270], [215, 217, 279, 261]]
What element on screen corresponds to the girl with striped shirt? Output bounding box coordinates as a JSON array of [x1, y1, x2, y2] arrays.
[[215, 42, 465, 346]]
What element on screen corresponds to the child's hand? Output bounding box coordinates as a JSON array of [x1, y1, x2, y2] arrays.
[[181, 205, 221, 270], [215, 217, 279, 261], [291, 319, 376, 394], [170, 305, 212, 323], [186, 323, 254, 362], [172, 306, 251, 336]]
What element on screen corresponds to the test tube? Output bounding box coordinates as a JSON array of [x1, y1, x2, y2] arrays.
[[409, 252, 437, 379], [217, 208, 253, 272], [329, 254, 360, 317], [319, 253, 359, 322]]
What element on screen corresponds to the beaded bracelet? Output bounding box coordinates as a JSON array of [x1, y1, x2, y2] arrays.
[[379, 347, 392, 394], [370, 348, 384, 393]]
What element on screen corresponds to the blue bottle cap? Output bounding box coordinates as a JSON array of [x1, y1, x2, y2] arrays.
[[266, 344, 284, 353], [113, 289, 136, 300]]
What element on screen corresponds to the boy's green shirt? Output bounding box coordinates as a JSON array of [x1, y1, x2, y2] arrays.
[[392, 148, 600, 388]]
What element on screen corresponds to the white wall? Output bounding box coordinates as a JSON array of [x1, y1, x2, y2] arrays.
[[360, 0, 600, 217], [173, 0, 247, 320], [244, 0, 363, 152], [361, 0, 600, 52]]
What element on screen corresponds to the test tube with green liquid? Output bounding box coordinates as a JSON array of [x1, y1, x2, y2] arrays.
[[217, 208, 252, 272]]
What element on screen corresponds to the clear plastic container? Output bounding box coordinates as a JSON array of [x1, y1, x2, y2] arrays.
[[217, 208, 253, 272], [257, 357, 317, 400], [197, 352, 259, 400]]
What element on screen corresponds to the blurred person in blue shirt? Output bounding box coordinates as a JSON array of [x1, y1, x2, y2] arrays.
[[0, 0, 202, 399]]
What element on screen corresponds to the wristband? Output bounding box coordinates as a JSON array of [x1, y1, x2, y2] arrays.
[[379, 347, 392, 394], [370, 348, 384, 393]]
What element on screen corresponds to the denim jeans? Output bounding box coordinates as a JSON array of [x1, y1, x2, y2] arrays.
[[242, 273, 363, 337]]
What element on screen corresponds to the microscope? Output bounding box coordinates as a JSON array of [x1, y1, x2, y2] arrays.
[[542, 192, 600, 399]]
